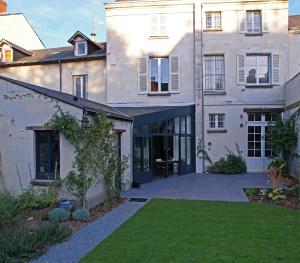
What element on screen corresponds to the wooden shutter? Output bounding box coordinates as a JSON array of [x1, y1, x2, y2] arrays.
[[238, 11, 246, 33], [160, 15, 167, 35], [151, 15, 158, 36], [237, 54, 246, 84], [272, 54, 280, 85], [262, 10, 270, 32], [138, 57, 149, 94], [170, 56, 180, 93]]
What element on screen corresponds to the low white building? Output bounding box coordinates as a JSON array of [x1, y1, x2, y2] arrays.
[[0, 76, 132, 207]]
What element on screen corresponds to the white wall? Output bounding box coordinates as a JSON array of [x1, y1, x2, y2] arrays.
[[0, 14, 44, 50], [201, 0, 288, 171], [0, 60, 107, 104], [0, 78, 132, 207], [106, 1, 195, 106]]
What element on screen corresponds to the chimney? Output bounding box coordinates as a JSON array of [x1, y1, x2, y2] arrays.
[[0, 0, 7, 14], [91, 33, 96, 42]]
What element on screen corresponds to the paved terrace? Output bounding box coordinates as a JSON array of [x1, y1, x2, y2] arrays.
[[122, 173, 276, 202]]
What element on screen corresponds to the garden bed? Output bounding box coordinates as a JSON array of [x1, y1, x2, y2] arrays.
[[244, 188, 300, 210], [0, 191, 126, 263], [67, 197, 126, 232]]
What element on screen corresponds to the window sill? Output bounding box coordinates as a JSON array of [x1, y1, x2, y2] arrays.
[[203, 28, 223, 32], [31, 179, 56, 186], [245, 33, 263, 36], [204, 91, 226, 95], [147, 93, 171, 96], [207, 129, 227, 134], [245, 85, 273, 89], [148, 35, 169, 40]]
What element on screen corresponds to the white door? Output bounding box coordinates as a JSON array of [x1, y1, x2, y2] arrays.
[[246, 113, 277, 172]]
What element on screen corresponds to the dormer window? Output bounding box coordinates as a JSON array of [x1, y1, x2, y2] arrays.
[[1, 47, 13, 62], [75, 41, 87, 56]]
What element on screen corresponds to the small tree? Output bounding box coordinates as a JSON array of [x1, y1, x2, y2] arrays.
[[48, 108, 128, 208], [266, 109, 300, 177]]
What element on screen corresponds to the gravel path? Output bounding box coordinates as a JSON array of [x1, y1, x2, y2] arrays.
[[32, 200, 146, 263]]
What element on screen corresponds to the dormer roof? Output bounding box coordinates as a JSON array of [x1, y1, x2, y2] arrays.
[[68, 31, 104, 50], [0, 38, 33, 56]]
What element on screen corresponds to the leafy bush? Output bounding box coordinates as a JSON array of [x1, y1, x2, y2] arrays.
[[49, 208, 70, 223], [288, 184, 300, 196], [207, 145, 247, 174], [268, 189, 287, 201], [0, 222, 71, 262], [0, 192, 19, 225], [72, 209, 90, 222], [18, 188, 56, 210], [244, 189, 256, 196]]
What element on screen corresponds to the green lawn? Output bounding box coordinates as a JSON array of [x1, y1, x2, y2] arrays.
[[81, 199, 300, 263]]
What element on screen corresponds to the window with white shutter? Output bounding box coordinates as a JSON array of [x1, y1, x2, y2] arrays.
[[272, 54, 280, 85], [238, 11, 246, 33], [150, 14, 168, 36], [149, 57, 169, 93], [245, 54, 271, 86], [237, 54, 246, 84], [138, 57, 149, 94], [262, 10, 270, 32], [170, 56, 180, 93], [246, 11, 262, 33]]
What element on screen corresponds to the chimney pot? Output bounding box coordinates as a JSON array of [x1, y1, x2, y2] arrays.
[[0, 0, 7, 14], [91, 33, 96, 42]]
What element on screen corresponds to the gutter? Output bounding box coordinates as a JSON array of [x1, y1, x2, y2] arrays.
[[59, 59, 62, 92]]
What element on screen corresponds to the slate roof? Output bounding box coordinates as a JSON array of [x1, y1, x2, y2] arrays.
[[0, 43, 106, 67], [0, 76, 132, 121], [0, 38, 33, 56], [116, 106, 177, 117]]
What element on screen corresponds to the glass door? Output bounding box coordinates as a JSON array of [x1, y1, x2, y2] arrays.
[[246, 113, 275, 172], [133, 136, 152, 184]]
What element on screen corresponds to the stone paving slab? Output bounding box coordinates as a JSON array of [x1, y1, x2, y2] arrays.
[[122, 173, 279, 202], [32, 201, 146, 263]]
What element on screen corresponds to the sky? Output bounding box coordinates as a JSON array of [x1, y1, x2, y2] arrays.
[[7, 0, 300, 48]]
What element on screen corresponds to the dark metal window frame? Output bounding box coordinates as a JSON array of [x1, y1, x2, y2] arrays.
[[36, 130, 60, 180]]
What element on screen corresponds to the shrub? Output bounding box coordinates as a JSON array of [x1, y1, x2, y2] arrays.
[[288, 184, 300, 196], [245, 189, 256, 196], [207, 145, 247, 174], [18, 188, 56, 210], [0, 222, 71, 262], [72, 209, 90, 222], [49, 208, 70, 223], [0, 192, 19, 225], [268, 188, 287, 201]]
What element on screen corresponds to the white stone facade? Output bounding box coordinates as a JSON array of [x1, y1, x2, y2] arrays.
[[0, 78, 132, 207]]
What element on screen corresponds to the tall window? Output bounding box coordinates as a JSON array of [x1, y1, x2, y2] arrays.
[[246, 11, 261, 33], [73, 75, 88, 98], [150, 57, 169, 93], [205, 12, 221, 29], [204, 55, 225, 91], [209, 114, 225, 129], [75, 41, 87, 56], [246, 55, 270, 85], [36, 131, 60, 180], [150, 14, 167, 36]]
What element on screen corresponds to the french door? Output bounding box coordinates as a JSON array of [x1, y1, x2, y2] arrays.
[[246, 113, 276, 172]]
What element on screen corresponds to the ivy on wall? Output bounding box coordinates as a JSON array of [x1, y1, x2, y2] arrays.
[[47, 106, 129, 208]]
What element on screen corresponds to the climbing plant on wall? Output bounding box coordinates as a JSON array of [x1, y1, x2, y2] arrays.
[[47, 106, 128, 208], [266, 108, 300, 177]]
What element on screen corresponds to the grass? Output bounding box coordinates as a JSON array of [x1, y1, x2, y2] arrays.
[[81, 199, 300, 263]]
